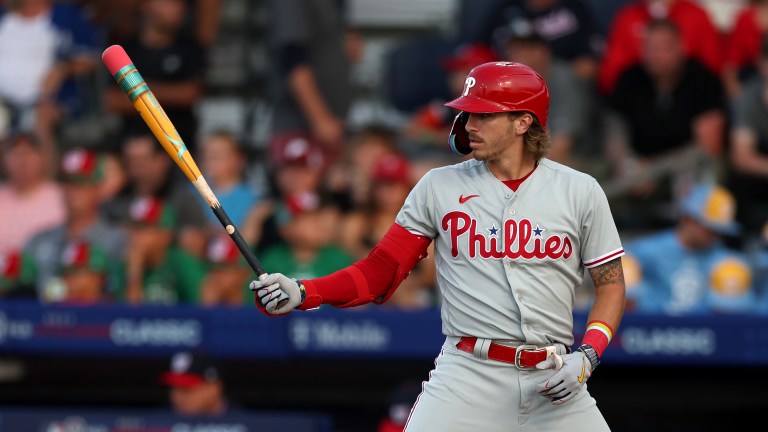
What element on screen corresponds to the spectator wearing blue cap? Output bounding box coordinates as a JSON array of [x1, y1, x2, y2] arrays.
[[621, 183, 756, 315]]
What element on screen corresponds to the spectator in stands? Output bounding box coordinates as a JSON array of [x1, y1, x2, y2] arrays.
[[103, 0, 204, 153], [121, 196, 206, 304], [341, 154, 414, 260], [0, 131, 64, 253], [266, 0, 354, 166], [500, 18, 596, 174], [162, 351, 232, 416], [253, 131, 326, 253], [200, 234, 251, 307], [260, 191, 353, 281], [402, 43, 498, 156], [24, 147, 126, 298], [326, 124, 401, 212], [82, 0, 222, 48], [723, 0, 768, 98], [476, 0, 601, 80], [102, 134, 208, 257], [198, 130, 268, 245], [0, 0, 99, 153], [606, 19, 726, 229], [622, 183, 755, 315], [598, 0, 722, 96], [268, 131, 326, 197], [340, 154, 435, 309], [50, 239, 112, 304], [727, 35, 768, 239], [0, 249, 37, 299], [742, 219, 768, 313]]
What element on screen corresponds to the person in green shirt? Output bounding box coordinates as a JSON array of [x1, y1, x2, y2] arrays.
[[120, 196, 206, 305], [260, 191, 353, 281], [55, 239, 113, 304], [0, 249, 37, 299], [200, 233, 253, 307]]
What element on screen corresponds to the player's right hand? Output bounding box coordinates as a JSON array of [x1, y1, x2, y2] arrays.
[[535, 351, 592, 405], [249, 273, 305, 315]]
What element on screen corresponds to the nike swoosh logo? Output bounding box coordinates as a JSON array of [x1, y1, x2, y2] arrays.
[[459, 194, 480, 204], [577, 363, 586, 383]]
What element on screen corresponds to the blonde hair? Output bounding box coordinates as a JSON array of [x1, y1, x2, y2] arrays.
[[511, 113, 551, 161]]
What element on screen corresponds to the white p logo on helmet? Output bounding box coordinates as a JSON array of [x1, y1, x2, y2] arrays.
[[462, 77, 476, 97]]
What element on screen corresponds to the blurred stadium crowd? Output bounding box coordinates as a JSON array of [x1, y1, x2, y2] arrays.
[[2, 0, 768, 317]]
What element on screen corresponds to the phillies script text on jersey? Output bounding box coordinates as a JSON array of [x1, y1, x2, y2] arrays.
[[442, 211, 573, 260]]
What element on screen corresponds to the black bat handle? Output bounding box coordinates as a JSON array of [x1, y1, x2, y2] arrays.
[[210, 206, 289, 308]]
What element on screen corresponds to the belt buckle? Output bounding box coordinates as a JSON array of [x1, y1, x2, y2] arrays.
[[514, 344, 539, 369]]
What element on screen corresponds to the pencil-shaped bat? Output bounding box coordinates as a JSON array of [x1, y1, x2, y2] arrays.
[[102, 45, 288, 308]]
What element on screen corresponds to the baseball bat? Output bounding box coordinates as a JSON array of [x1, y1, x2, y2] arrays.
[[102, 45, 288, 309]]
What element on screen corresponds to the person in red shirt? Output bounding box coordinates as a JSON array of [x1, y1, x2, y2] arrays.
[[598, 0, 722, 95], [723, 0, 768, 97]]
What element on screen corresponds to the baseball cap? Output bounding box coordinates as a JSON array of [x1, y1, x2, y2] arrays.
[[129, 196, 177, 229], [709, 257, 754, 313], [275, 191, 323, 226], [372, 154, 411, 184], [206, 234, 246, 268], [680, 183, 740, 235], [0, 250, 36, 291], [441, 43, 499, 72], [497, 16, 547, 46], [270, 132, 324, 170], [59, 240, 109, 274], [161, 351, 220, 388], [60, 148, 104, 184]]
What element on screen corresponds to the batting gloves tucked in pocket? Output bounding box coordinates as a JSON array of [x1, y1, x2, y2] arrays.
[[249, 273, 305, 315], [535, 350, 592, 405]]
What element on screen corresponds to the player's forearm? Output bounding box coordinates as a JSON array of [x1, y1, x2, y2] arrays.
[[582, 258, 626, 356], [586, 281, 625, 336], [301, 249, 397, 309], [300, 223, 432, 309]]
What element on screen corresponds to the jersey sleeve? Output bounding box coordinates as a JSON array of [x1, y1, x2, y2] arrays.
[[395, 170, 438, 238], [580, 180, 624, 268]]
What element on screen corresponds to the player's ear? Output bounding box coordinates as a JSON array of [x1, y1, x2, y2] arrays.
[[512, 113, 533, 135]]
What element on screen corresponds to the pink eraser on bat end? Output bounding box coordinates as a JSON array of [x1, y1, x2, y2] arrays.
[[102, 45, 133, 75]]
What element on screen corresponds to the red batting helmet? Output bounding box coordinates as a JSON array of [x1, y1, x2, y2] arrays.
[[444, 62, 549, 156]]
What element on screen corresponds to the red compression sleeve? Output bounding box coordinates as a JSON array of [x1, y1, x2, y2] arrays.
[[299, 224, 432, 309]]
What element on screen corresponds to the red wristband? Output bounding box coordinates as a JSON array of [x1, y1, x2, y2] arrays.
[[581, 320, 614, 357]]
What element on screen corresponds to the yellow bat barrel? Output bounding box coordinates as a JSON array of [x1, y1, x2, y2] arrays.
[[102, 45, 201, 183]]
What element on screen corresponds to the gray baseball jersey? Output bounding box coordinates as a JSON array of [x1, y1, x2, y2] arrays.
[[395, 158, 624, 346]]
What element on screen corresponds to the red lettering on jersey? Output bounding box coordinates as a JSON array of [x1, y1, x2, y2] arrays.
[[443, 211, 471, 257], [441, 211, 572, 260]]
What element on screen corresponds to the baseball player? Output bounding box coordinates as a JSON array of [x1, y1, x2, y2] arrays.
[[251, 62, 626, 431]]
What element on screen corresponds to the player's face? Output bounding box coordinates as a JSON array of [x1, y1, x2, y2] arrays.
[[464, 112, 522, 162]]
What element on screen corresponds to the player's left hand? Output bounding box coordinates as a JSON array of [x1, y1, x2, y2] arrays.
[[535, 351, 591, 405], [249, 273, 304, 315]]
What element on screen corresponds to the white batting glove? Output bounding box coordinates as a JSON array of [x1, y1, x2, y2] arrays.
[[249, 273, 305, 315], [535, 351, 592, 405]]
